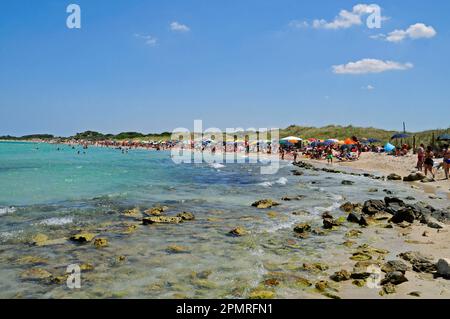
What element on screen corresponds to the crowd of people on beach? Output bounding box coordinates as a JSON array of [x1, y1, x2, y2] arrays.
[[48, 134, 450, 181]]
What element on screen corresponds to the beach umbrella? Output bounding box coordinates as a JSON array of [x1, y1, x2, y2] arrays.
[[367, 138, 381, 143], [384, 143, 396, 152], [281, 136, 303, 144], [437, 134, 450, 141], [324, 139, 339, 145], [307, 138, 317, 142], [391, 133, 410, 140], [344, 138, 355, 145]]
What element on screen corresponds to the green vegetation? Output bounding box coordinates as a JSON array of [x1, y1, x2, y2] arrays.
[[280, 125, 449, 146], [1, 126, 448, 146]]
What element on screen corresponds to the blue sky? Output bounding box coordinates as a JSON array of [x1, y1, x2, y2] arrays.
[[0, 0, 449, 136]]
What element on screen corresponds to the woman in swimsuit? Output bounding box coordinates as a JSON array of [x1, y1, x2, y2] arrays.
[[443, 147, 450, 180], [416, 144, 425, 171], [424, 146, 435, 179]]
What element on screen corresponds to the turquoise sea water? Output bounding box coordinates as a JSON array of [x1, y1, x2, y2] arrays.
[[0, 141, 446, 298]]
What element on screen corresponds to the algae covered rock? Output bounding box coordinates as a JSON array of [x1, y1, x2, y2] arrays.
[[93, 238, 108, 248], [144, 206, 168, 216], [70, 232, 96, 243], [142, 216, 182, 225], [251, 199, 280, 209], [228, 227, 248, 237], [177, 212, 195, 221], [20, 268, 52, 281], [166, 245, 189, 254], [30, 233, 49, 246], [248, 290, 274, 299], [293, 223, 311, 234], [330, 270, 351, 282]]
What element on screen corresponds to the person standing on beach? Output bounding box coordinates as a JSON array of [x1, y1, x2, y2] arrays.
[[416, 144, 425, 171], [424, 146, 435, 179], [443, 146, 450, 179], [326, 147, 333, 164]]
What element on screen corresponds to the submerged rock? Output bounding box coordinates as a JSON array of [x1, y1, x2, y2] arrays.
[[20, 268, 52, 281], [314, 280, 330, 292], [177, 212, 195, 221], [330, 270, 351, 282], [248, 290, 274, 299], [144, 206, 168, 216], [323, 218, 341, 229], [282, 195, 304, 201], [251, 199, 280, 209], [142, 216, 182, 225], [380, 283, 397, 295], [302, 262, 329, 273], [31, 233, 49, 246], [122, 208, 141, 218], [166, 245, 189, 254], [341, 180, 355, 185], [345, 229, 362, 238], [293, 223, 311, 234], [228, 227, 248, 237], [70, 232, 96, 243], [94, 238, 108, 248]]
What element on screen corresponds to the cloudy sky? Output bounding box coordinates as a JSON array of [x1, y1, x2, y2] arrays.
[[0, 0, 448, 136]]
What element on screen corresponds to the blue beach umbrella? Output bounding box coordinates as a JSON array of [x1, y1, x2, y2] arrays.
[[437, 134, 450, 141], [391, 133, 410, 140], [384, 143, 396, 152]]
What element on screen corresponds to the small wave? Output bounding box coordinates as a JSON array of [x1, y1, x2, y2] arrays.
[[209, 163, 225, 169], [276, 177, 288, 185], [313, 201, 342, 215], [39, 216, 73, 226], [258, 177, 288, 187], [0, 206, 16, 216], [0, 230, 23, 242], [258, 181, 273, 187]]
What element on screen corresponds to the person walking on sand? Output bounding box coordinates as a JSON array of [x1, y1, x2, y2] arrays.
[[424, 146, 435, 179], [416, 144, 425, 171], [443, 146, 450, 180], [293, 150, 298, 163], [326, 147, 333, 164]]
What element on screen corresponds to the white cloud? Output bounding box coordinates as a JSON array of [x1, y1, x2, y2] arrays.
[[312, 4, 382, 29], [170, 21, 190, 32], [333, 59, 413, 75], [288, 20, 309, 29], [386, 23, 436, 42], [134, 34, 158, 46], [362, 84, 375, 90]]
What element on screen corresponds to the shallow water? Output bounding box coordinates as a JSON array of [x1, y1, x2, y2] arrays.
[[0, 141, 447, 298]]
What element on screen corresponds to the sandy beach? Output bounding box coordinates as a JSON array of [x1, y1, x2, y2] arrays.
[[300, 152, 450, 200]]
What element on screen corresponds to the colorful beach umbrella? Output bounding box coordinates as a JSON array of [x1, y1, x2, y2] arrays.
[[344, 138, 355, 145], [324, 139, 339, 145], [280, 136, 303, 144]]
